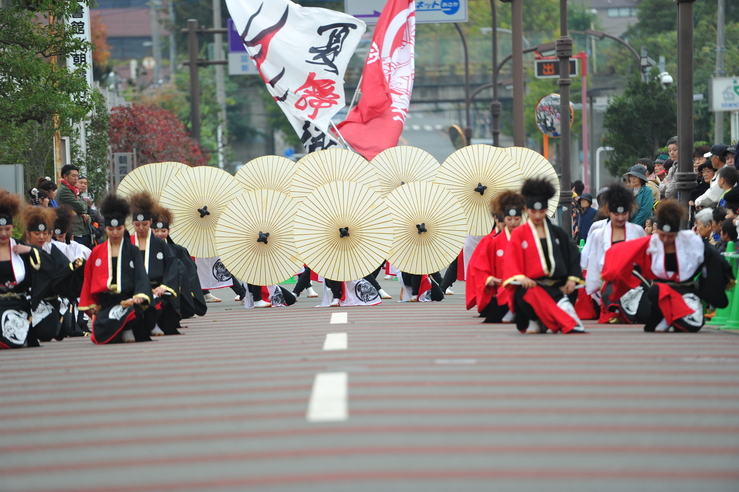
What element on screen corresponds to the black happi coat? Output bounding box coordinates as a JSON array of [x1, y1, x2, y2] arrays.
[[132, 231, 180, 311], [1, 241, 56, 348], [167, 238, 207, 317]]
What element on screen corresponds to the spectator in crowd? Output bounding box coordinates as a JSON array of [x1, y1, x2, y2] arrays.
[[36, 177, 58, 207], [725, 146, 735, 169], [695, 144, 729, 209], [55, 165, 92, 248], [718, 218, 738, 253], [657, 137, 679, 199], [28, 188, 49, 207], [690, 161, 716, 208], [693, 208, 714, 242], [716, 167, 739, 208], [712, 208, 728, 246], [624, 164, 654, 227], [644, 217, 656, 235], [636, 158, 660, 205], [693, 145, 711, 173], [571, 180, 585, 239], [577, 193, 597, 243], [654, 154, 669, 179]]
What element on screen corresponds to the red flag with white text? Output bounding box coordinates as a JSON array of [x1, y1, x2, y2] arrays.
[[336, 0, 415, 160]]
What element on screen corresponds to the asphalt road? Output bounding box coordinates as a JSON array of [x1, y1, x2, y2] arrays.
[[2, 278, 739, 492]]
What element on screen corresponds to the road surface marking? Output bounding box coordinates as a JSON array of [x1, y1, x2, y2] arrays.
[[330, 312, 348, 324], [323, 333, 348, 351], [306, 372, 348, 422]]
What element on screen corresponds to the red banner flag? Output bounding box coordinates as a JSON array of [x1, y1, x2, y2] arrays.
[[336, 0, 415, 160]]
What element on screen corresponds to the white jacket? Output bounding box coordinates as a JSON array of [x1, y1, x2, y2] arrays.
[[584, 221, 646, 294]]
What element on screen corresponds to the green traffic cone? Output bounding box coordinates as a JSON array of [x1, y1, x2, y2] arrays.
[[721, 244, 739, 330], [709, 241, 735, 326]]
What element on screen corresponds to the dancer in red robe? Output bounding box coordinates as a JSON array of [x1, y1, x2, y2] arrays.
[[466, 191, 524, 323], [501, 177, 586, 334], [601, 200, 735, 332]]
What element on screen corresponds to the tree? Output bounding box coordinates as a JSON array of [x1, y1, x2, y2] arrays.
[[108, 104, 209, 167], [602, 74, 677, 177], [82, 92, 110, 201], [0, 0, 94, 128]]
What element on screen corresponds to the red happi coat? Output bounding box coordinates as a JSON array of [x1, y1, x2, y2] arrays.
[[466, 229, 513, 313], [601, 233, 702, 326], [502, 220, 584, 333]]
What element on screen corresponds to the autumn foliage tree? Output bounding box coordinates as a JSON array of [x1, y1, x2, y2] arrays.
[[109, 104, 209, 166]]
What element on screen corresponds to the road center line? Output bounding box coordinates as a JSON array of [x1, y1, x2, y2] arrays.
[[306, 372, 348, 422], [330, 312, 348, 324], [323, 333, 348, 351]]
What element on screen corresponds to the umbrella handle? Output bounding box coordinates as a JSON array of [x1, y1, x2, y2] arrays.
[[416, 223, 427, 234], [257, 231, 270, 244], [474, 183, 487, 195], [198, 206, 210, 218], [339, 227, 350, 238]]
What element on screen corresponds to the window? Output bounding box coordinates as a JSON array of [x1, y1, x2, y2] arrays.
[[607, 7, 637, 18]]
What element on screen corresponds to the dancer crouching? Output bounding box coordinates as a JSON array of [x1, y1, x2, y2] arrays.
[[79, 195, 152, 343], [466, 191, 525, 323], [502, 178, 586, 334], [601, 200, 735, 332]]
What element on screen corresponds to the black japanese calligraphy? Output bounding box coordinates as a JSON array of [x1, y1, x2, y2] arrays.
[[300, 121, 338, 153], [306, 23, 358, 75]]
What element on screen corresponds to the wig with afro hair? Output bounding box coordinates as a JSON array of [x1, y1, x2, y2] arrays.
[[520, 177, 556, 211], [129, 192, 157, 221], [492, 190, 526, 217], [0, 189, 23, 225], [655, 199, 685, 233], [151, 206, 173, 229], [602, 182, 635, 215], [100, 194, 131, 228], [22, 206, 54, 233], [53, 205, 73, 237]]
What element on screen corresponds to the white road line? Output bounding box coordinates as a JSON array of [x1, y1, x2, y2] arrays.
[[435, 124, 444, 130], [423, 125, 433, 131], [306, 372, 348, 422], [411, 124, 421, 131], [323, 332, 348, 350], [330, 312, 348, 324]]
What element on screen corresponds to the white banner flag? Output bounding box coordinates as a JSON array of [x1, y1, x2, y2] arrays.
[[225, 0, 366, 151]]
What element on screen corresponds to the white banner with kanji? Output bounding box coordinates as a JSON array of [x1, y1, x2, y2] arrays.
[[225, 0, 366, 152], [66, 1, 93, 88]]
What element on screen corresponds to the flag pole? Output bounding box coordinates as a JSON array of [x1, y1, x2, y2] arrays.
[[346, 73, 363, 115], [330, 121, 354, 151]]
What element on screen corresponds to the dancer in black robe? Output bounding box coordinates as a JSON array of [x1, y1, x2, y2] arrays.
[[129, 193, 180, 336], [0, 190, 56, 348], [79, 195, 152, 344]]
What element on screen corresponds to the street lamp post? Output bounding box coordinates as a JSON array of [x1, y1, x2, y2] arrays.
[[490, 0, 500, 146], [455, 23, 473, 146], [511, 0, 525, 146], [557, 0, 573, 234], [675, 0, 696, 224]]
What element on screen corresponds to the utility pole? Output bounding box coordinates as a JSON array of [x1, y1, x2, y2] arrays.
[[213, 0, 227, 169], [557, 0, 573, 234], [150, 0, 162, 84], [182, 19, 228, 144], [168, 0, 177, 82], [715, 0, 725, 144]]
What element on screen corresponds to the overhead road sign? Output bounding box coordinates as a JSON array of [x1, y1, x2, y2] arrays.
[[227, 19, 259, 76], [535, 59, 578, 79], [710, 77, 739, 112], [345, 0, 467, 25]]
